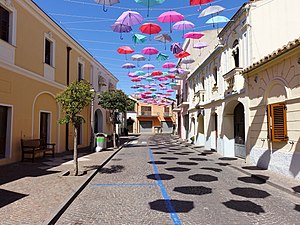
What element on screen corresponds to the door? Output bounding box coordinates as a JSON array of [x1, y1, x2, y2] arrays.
[[0, 106, 8, 158], [234, 103, 246, 158], [139, 121, 152, 133], [161, 121, 173, 133], [40, 112, 50, 143]]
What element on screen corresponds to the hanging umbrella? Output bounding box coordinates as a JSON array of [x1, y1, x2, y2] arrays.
[[151, 71, 163, 76], [199, 5, 225, 17], [131, 77, 141, 82], [132, 34, 147, 45], [193, 41, 208, 50], [167, 89, 174, 93], [170, 42, 183, 54], [117, 46, 135, 59], [158, 11, 184, 33], [167, 74, 176, 79], [156, 52, 169, 61], [150, 83, 157, 87], [154, 33, 172, 50], [117, 10, 144, 26], [144, 84, 151, 88], [131, 54, 146, 67], [142, 47, 159, 60], [128, 72, 137, 77], [139, 23, 162, 40], [146, 77, 154, 82], [169, 82, 177, 86], [142, 63, 155, 71], [190, 0, 214, 11], [162, 62, 176, 69], [175, 51, 190, 59], [181, 58, 195, 64], [134, 70, 146, 76], [122, 63, 136, 70], [169, 68, 187, 74], [95, 0, 120, 12], [134, 0, 165, 17], [184, 31, 205, 39], [111, 22, 132, 40], [206, 15, 230, 27], [172, 20, 195, 37], [131, 84, 139, 89], [137, 87, 145, 92]]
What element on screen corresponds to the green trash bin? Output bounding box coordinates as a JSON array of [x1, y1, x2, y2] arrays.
[[95, 133, 107, 152]]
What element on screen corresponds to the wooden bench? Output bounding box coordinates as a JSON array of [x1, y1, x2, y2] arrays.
[[21, 139, 55, 162]]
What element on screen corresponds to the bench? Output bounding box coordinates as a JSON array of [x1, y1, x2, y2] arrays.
[[21, 139, 55, 162]]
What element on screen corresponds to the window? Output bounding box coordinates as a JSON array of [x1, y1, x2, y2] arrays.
[[141, 106, 151, 116], [213, 66, 218, 85], [232, 39, 239, 67], [0, 5, 9, 42], [44, 39, 52, 65], [267, 103, 288, 142], [0, 105, 11, 159], [78, 62, 83, 81]]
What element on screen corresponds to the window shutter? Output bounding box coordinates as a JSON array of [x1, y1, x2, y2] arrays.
[[270, 103, 288, 142]]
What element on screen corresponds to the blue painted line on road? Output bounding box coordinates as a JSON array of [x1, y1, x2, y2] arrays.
[[148, 147, 182, 225], [92, 183, 157, 187]]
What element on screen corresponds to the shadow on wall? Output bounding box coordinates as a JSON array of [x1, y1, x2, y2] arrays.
[[289, 137, 300, 178]]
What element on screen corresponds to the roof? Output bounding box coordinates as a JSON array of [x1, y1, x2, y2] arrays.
[[243, 37, 300, 74]]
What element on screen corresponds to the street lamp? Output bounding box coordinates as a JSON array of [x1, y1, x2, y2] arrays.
[[90, 87, 96, 151]]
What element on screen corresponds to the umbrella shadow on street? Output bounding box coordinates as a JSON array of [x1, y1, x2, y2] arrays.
[[149, 199, 194, 213], [222, 200, 265, 215], [173, 186, 212, 196], [229, 187, 271, 198], [98, 165, 124, 174], [237, 175, 267, 185], [0, 189, 28, 208]]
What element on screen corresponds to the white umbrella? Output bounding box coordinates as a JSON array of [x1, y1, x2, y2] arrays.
[[198, 5, 225, 17]]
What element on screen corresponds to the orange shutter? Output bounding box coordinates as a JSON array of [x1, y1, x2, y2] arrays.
[[270, 103, 288, 142]]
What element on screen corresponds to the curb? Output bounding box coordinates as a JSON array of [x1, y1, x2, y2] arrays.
[[43, 145, 125, 225]]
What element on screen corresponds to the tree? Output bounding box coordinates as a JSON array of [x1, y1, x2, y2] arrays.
[[97, 89, 132, 148], [56, 80, 93, 176]]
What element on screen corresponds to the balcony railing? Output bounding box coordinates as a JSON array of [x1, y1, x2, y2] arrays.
[[137, 111, 159, 117], [223, 67, 244, 97]]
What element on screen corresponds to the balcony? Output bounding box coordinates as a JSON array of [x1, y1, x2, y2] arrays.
[[223, 67, 244, 97], [137, 111, 159, 117], [163, 112, 173, 117], [178, 97, 189, 108]]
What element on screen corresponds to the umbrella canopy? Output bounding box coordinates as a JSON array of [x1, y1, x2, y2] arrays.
[[162, 62, 176, 69], [135, 0, 165, 17], [167, 74, 176, 79], [122, 63, 136, 69], [151, 70, 163, 76], [154, 33, 172, 50], [128, 72, 138, 77], [145, 77, 154, 82], [158, 11, 184, 33], [117, 10, 143, 26], [175, 51, 190, 59], [156, 52, 169, 61], [170, 42, 183, 54], [190, 0, 214, 6], [172, 20, 195, 34], [131, 84, 139, 89], [184, 31, 205, 39], [111, 22, 132, 40], [95, 0, 120, 12], [131, 54, 146, 66], [132, 34, 147, 44], [131, 77, 141, 82], [117, 46, 134, 59], [142, 47, 159, 60], [142, 63, 155, 70], [181, 58, 195, 64], [199, 5, 225, 17], [206, 15, 230, 25], [139, 23, 161, 40], [168, 68, 187, 74], [134, 70, 146, 76], [193, 41, 208, 49]]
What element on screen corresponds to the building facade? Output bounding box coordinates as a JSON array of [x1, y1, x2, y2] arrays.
[[0, 0, 117, 165]]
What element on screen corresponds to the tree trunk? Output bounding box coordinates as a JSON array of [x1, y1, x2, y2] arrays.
[[73, 126, 78, 176]]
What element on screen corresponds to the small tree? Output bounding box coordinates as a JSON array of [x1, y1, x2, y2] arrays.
[[97, 89, 131, 148], [56, 80, 93, 176]]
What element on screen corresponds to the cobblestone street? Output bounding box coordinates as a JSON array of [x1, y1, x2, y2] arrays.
[[56, 134, 300, 225]]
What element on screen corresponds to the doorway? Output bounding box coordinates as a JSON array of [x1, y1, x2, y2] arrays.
[[234, 103, 246, 158], [40, 112, 50, 143]]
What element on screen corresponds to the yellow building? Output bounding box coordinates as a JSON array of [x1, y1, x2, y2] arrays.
[[135, 101, 176, 134], [0, 0, 117, 165]]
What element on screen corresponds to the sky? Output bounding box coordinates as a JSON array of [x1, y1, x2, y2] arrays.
[[33, 0, 248, 98]]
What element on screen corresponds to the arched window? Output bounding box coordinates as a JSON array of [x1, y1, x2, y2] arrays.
[[213, 66, 218, 85], [232, 39, 239, 67]]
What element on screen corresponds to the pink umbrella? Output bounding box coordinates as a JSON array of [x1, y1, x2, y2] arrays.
[[142, 47, 159, 60], [158, 11, 184, 33], [122, 63, 136, 69], [128, 72, 137, 77], [184, 31, 205, 39], [172, 20, 195, 37], [162, 62, 176, 69]]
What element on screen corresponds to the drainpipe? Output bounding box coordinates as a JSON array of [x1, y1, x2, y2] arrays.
[[66, 46, 72, 151]]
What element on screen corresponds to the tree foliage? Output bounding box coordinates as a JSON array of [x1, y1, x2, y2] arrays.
[[97, 89, 131, 113], [56, 80, 93, 126]]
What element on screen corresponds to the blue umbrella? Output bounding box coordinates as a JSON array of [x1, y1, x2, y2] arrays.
[[134, 0, 166, 17], [206, 16, 230, 26], [156, 53, 169, 61], [132, 34, 147, 45]]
